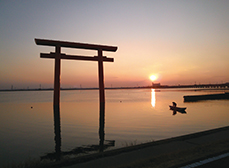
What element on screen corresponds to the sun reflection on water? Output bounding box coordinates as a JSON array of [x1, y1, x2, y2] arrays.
[[151, 89, 156, 107]]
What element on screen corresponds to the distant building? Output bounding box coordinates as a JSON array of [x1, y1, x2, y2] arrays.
[[152, 82, 161, 88]]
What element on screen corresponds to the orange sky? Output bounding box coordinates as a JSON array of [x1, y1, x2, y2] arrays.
[[0, 1, 228, 89]]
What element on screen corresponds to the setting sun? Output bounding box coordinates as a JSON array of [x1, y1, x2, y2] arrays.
[[149, 75, 157, 81]]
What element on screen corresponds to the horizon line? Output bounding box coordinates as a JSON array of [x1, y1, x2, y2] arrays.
[[1, 82, 228, 92]]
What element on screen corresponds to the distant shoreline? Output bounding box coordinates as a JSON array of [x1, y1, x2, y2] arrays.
[[0, 83, 228, 92]]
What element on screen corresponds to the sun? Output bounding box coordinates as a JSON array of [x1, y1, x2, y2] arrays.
[[149, 75, 157, 81]]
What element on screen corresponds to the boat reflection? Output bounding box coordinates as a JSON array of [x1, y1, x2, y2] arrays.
[[151, 89, 156, 108], [41, 104, 115, 161]]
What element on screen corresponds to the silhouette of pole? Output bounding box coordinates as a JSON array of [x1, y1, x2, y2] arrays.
[[98, 49, 105, 105], [53, 45, 61, 160], [54, 45, 61, 109], [98, 49, 105, 152]]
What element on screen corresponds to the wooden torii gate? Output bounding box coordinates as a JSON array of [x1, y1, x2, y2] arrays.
[[35, 38, 117, 156]]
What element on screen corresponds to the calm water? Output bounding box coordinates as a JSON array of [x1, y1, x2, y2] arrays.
[[0, 89, 228, 165]]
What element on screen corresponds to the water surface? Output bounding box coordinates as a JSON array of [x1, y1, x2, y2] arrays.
[[0, 89, 228, 165]]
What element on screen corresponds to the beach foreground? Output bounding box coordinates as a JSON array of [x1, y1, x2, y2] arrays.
[[42, 126, 229, 168]]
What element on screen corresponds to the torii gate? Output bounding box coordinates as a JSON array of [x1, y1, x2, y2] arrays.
[[35, 38, 117, 156]]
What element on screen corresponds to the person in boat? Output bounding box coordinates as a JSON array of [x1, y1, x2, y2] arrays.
[[171, 102, 177, 115]]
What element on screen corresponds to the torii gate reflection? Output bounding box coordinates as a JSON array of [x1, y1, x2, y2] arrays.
[[35, 38, 117, 159]]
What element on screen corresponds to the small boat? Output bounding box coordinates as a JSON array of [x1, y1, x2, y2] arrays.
[[169, 102, 187, 115], [169, 105, 186, 111]]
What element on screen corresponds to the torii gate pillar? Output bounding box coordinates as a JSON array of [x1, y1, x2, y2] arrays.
[[54, 45, 61, 111], [98, 49, 105, 105]]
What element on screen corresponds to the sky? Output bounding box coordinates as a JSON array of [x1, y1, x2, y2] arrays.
[[0, 0, 228, 89]]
